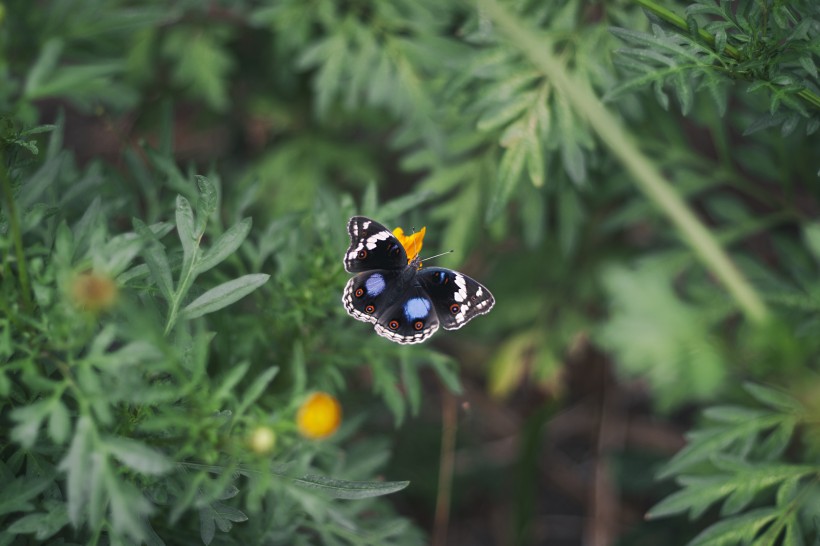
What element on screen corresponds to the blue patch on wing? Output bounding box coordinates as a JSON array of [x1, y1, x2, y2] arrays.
[[404, 297, 431, 320], [365, 273, 386, 296]]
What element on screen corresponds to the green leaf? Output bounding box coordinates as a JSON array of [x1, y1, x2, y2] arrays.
[[0, 476, 53, 516], [134, 219, 174, 301], [10, 400, 51, 448], [688, 508, 777, 546], [104, 465, 153, 542], [195, 218, 252, 275], [176, 195, 196, 261], [47, 399, 70, 445], [23, 39, 64, 97], [106, 437, 174, 475], [58, 416, 95, 527], [162, 28, 233, 111], [292, 474, 409, 500], [6, 502, 69, 540], [235, 366, 279, 419], [199, 501, 248, 545], [181, 274, 270, 319], [646, 476, 732, 520], [743, 383, 802, 414], [487, 139, 527, 221], [195, 176, 218, 232]]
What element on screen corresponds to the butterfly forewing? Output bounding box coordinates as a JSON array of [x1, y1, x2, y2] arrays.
[[344, 216, 407, 273], [416, 267, 495, 330]]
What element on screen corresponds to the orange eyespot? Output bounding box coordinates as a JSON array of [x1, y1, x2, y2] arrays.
[[450, 304, 460, 314], [414, 321, 424, 331], [365, 305, 375, 313], [388, 320, 399, 330], [354, 288, 364, 298], [357, 249, 367, 259]]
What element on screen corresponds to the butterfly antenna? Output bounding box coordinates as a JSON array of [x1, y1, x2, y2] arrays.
[[419, 249, 454, 262]]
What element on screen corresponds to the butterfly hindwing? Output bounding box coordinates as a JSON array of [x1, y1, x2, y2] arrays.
[[344, 216, 407, 273], [343, 270, 406, 324], [374, 286, 440, 344], [417, 267, 495, 330]]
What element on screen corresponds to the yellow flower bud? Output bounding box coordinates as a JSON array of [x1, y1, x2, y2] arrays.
[[297, 392, 342, 439], [249, 426, 277, 454]]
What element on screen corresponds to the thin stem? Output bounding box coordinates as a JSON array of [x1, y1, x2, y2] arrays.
[[0, 148, 33, 314], [478, 0, 770, 324], [432, 388, 457, 546]]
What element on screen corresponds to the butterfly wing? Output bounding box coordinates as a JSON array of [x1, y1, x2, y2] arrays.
[[342, 270, 405, 324], [344, 216, 407, 273], [373, 285, 440, 344], [416, 267, 495, 330]]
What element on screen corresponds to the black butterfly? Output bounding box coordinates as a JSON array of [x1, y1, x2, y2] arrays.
[[342, 216, 495, 344]]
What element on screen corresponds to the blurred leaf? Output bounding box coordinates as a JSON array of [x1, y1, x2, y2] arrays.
[[162, 27, 234, 111], [181, 274, 270, 319], [106, 437, 174, 476], [6, 502, 69, 541], [195, 218, 252, 275], [292, 474, 409, 500], [598, 263, 726, 410]]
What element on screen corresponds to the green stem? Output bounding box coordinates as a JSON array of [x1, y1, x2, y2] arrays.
[[0, 148, 33, 314], [478, 0, 770, 324], [634, 0, 820, 111]]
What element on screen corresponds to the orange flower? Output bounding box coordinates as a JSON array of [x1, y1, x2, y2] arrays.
[[392, 226, 426, 263], [70, 271, 118, 312], [297, 392, 342, 439]]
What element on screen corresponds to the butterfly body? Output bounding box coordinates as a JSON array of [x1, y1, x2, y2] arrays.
[[342, 216, 495, 344]]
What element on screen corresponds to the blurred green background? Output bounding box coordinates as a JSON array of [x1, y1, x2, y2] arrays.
[[2, 0, 819, 545]]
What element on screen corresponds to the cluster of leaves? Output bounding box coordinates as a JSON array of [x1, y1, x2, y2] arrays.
[[648, 383, 820, 545], [1, 0, 819, 543], [0, 122, 440, 544], [608, 0, 820, 135]]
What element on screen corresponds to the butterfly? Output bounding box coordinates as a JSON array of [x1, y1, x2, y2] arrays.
[[342, 216, 495, 344]]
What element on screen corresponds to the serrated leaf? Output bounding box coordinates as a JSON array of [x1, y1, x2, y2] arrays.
[[486, 140, 527, 221], [673, 72, 693, 115], [0, 476, 52, 516], [107, 437, 173, 475], [702, 405, 768, 423], [476, 91, 536, 133], [6, 504, 69, 540], [657, 417, 780, 479], [646, 476, 731, 520], [782, 513, 805, 546], [162, 29, 233, 111], [195, 217, 251, 275], [104, 466, 152, 542], [292, 474, 409, 499], [743, 383, 802, 413], [181, 274, 270, 319], [688, 508, 777, 546]]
